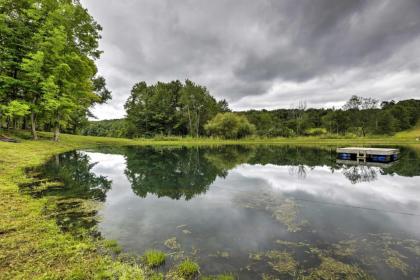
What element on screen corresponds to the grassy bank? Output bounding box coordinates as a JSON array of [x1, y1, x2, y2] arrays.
[[1, 129, 419, 279], [0, 134, 147, 279]]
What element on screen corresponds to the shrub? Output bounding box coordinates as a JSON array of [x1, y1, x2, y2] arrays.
[[142, 250, 166, 268], [176, 259, 200, 279], [304, 127, 327, 136], [267, 127, 296, 137], [204, 113, 255, 139]]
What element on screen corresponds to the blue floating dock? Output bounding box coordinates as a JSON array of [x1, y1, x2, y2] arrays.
[[336, 147, 399, 163]]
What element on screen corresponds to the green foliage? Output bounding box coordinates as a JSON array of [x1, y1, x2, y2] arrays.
[[142, 250, 166, 268], [176, 259, 200, 279], [124, 80, 228, 138], [80, 119, 129, 138], [0, 0, 110, 140], [103, 240, 122, 255], [3, 100, 30, 118], [304, 127, 327, 136], [241, 97, 420, 137], [204, 113, 255, 139]]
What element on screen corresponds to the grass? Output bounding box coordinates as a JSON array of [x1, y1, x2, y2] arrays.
[[142, 250, 166, 268], [0, 128, 419, 279], [0, 132, 148, 279], [175, 259, 200, 279]]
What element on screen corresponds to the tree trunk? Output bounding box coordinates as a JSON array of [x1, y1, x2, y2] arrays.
[[196, 111, 200, 137], [187, 106, 192, 136], [53, 124, 60, 142], [22, 117, 27, 130], [53, 113, 60, 142], [31, 111, 38, 140]]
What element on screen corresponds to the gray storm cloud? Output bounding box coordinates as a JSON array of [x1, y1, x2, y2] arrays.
[[80, 0, 420, 119]]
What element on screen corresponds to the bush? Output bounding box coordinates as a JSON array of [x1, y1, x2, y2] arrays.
[[176, 259, 200, 279], [266, 127, 296, 137], [142, 250, 166, 268], [304, 128, 327, 136], [204, 113, 255, 139]]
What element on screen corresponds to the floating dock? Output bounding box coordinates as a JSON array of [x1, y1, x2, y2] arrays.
[[336, 147, 399, 163]]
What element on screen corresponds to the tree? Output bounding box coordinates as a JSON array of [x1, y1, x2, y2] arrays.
[[0, 0, 106, 141], [125, 80, 225, 138], [3, 100, 30, 128], [343, 95, 362, 110], [204, 112, 255, 139], [376, 110, 398, 135], [0, 0, 40, 132], [179, 80, 220, 137]]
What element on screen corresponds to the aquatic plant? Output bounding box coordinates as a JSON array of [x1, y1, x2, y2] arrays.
[[142, 250, 166, 268], [384, 248, 408, 275], [308, 256, 373, 280], [176, 259, 200, 279], [248, 252, 264, 261], [164, 237, 181, 250], [103, 239, 122, 255], [265, 250, 297, 275], [201, 273, 235, 280], [275, 240, 308, 248], [149, 272, 164, 280], [329, 234, 416, 277], [234, 191, 308, 232]]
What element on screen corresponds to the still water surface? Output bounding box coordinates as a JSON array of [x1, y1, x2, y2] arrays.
[[35, 145, 420, 279]]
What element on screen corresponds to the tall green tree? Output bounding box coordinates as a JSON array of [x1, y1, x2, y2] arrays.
[[36, 1, 102, 141], [1, 0, 106, 140], [179, 80, 220, 137], [125, 80, 227, 137], [0, 0, 40, 130]]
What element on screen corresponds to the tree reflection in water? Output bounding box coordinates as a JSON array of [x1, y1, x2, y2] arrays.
[[23, 151, 112, 237], [124, 145, 255, 200], [341, 165, 378, 184], [27, 145, 420, 237]]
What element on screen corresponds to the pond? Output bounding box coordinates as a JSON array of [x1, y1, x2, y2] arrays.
[[27, 145, 420, 279]]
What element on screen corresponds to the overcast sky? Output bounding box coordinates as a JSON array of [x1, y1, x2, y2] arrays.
[[81, 0, 420, 120]]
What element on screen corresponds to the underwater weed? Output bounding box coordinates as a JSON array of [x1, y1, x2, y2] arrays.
[[164, 236, 181, 250]]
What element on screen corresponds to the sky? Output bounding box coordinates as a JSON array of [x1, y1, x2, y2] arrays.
[[80, 0, 420, 120]]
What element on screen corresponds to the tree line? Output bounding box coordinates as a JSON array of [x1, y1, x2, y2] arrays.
[[83, 92, 420, 139], [241, 96, 420, 137], [0, 0, 109, 141]]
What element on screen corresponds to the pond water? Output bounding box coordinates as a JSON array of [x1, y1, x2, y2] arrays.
[[30, 145, 420, 279]]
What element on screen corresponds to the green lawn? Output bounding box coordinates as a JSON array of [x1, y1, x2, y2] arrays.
[[1, 130, 419, 279]]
